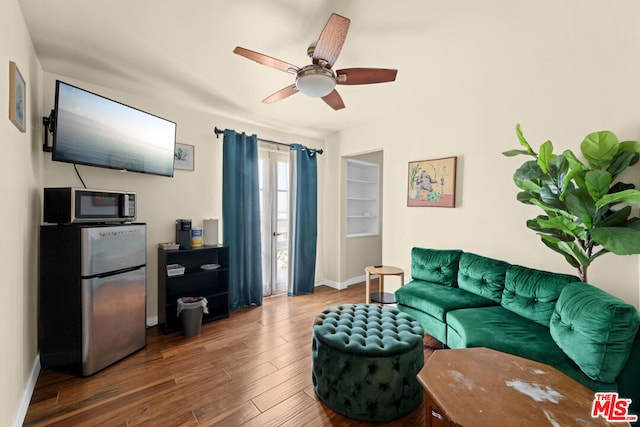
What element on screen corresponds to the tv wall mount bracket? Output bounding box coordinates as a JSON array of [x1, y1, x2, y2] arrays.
[[42, 109, 55, 153]]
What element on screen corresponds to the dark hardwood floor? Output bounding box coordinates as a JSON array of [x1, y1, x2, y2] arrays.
[[25, 282, 440, 426]]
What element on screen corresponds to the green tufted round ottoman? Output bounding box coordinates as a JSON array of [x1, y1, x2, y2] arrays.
[[311, 304, 424, 422]]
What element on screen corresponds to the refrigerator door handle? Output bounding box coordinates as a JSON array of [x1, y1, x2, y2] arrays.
[[85, 265, 146, 279]]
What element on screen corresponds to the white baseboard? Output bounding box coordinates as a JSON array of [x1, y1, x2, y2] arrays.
[[146, 315, 158, 327], [14, 354, 40, 427], [317, 274, 366, 291]]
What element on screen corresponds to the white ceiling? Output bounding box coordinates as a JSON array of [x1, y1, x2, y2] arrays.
[[18, 0, 435, 138]]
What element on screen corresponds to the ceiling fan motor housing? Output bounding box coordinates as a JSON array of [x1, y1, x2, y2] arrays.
[[295, 65, 336, 97]]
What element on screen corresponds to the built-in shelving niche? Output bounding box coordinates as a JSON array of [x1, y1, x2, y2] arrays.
[[346, 159, 380, 238]]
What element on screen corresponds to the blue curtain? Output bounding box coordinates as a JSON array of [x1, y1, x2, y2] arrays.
[[222, 130, 263, 310], [288, 144, 318, 295]]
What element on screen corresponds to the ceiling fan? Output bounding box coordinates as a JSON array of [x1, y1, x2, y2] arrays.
[[233, 13, 398, 111]]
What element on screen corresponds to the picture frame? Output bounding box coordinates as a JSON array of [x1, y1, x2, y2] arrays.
[[407, 156, 457, 208], [174, 143, 195, 171], [9, 61, 26, 132]]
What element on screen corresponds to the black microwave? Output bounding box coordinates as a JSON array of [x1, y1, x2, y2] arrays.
[[43, 187, 137, 224]]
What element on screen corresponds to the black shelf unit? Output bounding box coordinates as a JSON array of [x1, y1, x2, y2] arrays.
[[158, 245, 229, 334]]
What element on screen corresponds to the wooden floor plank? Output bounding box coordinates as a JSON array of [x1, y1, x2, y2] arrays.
[[242, 390, 317, 427], [251, 368, 313, 412], [24, 283, 431, 426], [197, 400, 261, 426]]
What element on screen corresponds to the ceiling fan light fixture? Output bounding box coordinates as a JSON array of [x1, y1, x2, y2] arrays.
[[295, 65, 336, 97]]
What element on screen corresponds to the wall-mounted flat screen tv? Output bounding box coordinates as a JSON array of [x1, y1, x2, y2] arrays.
[[52, 80, 176, 177]]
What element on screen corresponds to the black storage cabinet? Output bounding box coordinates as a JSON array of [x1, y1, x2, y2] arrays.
[[158, 245, 229, 334]]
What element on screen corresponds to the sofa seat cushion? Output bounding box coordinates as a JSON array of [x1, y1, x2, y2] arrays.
[[550, 282, 640, 383], [396, 304, 448, 344], [395, 280, 497, 323], [501, 265, 579, 326], [457, 252, 510, 303], [446, 306, 613, 392], [410, 248, 463, 286]]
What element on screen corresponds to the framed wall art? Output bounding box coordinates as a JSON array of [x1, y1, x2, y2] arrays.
[[9, 61, 26, 132], [407, 156, 457, 208], [174, 143, 194, 171]]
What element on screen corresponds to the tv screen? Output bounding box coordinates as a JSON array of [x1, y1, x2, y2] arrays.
[[52, 80, 176, 177]]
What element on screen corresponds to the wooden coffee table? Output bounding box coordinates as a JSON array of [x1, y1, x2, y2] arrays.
[[417, 347, 625, 426]]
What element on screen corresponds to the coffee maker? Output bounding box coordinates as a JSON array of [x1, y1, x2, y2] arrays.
[[176, 219, 192, 249]]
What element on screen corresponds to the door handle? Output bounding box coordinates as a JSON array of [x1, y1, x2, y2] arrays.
[[272, 232, 286, 237]]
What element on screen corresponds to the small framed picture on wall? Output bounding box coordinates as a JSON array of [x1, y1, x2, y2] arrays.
[[407, 156, 457, 208], [9, 61, 26, 132], [174, 143, 195, 171]]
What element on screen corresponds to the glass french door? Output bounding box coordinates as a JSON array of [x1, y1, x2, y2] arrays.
[[258, 147, 290, 296]]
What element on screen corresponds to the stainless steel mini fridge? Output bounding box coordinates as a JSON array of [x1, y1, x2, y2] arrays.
[[40, 223, 147, 376]]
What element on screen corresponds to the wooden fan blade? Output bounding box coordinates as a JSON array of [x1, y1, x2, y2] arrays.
[[233, 46, 299, 74], [336, 68, 398, 85], [262, 85, 299, 104], [321, 89, 345, 110], [312, 13, 350, 68]]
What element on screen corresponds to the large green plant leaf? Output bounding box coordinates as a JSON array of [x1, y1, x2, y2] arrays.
[[591, 220, 640, 255], [530, 198, 574, 217], [503, 149, 534, 157], [595, 189, 640, 207], [619, 141, 640, 167], [515, 160, 544, 181], [537, 215, 586, 239], [514, 176, 541, 193], [527, 216, 573, 240], [563, 149, 586, 169], [608, 151, 637, 178], [563, 240, 592, 266], [517, 191, 537, 204], [539, 235, 583, 268], [581, 131, 619, 170], [619, 140, 640, 153], [547, 155, 570, 196], [598, 206, 632, 227], [537, 140, 554, 173], [540, 183, 563, 208], [515, 124, 535, 155], [565, 189, 595, 228], [585, 170, 612, 201], [609, 182, 636, 193], [562, 150, 588, 188], [563, 166, 582, 197]]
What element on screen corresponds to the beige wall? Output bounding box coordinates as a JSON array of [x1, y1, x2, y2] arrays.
[[330, 1, 640, 306], [317, 132, 341, 284], [1, 1, 43, 425]]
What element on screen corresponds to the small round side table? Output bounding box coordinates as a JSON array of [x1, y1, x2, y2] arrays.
[[365, 265, 404, 305]]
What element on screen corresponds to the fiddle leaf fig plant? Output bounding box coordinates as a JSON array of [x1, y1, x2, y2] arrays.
[[503, 124, 640, 282]]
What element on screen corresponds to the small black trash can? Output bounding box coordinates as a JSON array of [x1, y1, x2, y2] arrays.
[[177, 297, 208, 337]]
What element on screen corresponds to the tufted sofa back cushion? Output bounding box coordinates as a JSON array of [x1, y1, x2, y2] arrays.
[[501, 265, 579, 326], [457, 252, 510, 303], [411, 247, 463, 286], [550, 282, 640, 383]]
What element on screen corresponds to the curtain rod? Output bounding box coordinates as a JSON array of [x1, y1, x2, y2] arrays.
[[214, 127, 323, 155]]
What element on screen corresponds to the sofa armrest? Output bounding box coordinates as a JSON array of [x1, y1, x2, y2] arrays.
[[550, 282, 640, 384]]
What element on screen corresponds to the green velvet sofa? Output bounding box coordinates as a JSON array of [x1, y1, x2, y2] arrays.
[[395, 247, 640, 416]]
